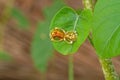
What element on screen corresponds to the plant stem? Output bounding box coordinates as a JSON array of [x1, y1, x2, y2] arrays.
[[83, 0, 119, 80], [69, 55, 74, 80], [99, 59, 119, 80], [83, 0, 93, 11]]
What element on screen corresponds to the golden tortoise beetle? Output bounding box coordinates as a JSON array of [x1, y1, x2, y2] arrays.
[[50, 27, 77, 44]]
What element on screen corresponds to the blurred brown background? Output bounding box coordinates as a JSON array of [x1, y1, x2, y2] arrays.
[[0, 0, 120, 80]]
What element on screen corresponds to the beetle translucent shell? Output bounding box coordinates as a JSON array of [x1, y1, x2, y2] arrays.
[[65, 31, 77, 44], [50, 27, 65, 41]]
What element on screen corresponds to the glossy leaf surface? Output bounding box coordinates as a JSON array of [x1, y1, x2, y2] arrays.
[[93, 0, 120, 58]]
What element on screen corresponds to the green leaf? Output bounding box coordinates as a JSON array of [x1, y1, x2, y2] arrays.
[[0, 51, 11, 60], [11, 8, 30, 29], [50, 7, 92, 55], [93, 0, 120, 58], [31, 22, 53, 73]]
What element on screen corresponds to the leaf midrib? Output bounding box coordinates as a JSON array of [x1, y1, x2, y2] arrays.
[[70, 14, 79, 52]]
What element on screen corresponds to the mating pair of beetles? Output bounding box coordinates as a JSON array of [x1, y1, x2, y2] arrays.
[[50, 27, 77, 44]]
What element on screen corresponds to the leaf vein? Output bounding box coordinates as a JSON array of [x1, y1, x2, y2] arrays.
[[103, 24, 120, 52]]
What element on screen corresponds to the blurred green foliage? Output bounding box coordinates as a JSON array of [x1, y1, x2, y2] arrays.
[[31, 0, 66, 73], [11, 8, 30, 29], [0, 3, 13, 61], [32, 22, 53, 72], [0, 0, 66, 73], [0, 51, 11, 60]]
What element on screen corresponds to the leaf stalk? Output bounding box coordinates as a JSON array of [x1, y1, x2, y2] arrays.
[[100, 59, 119, 80], [69, 55, 74, 80]]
